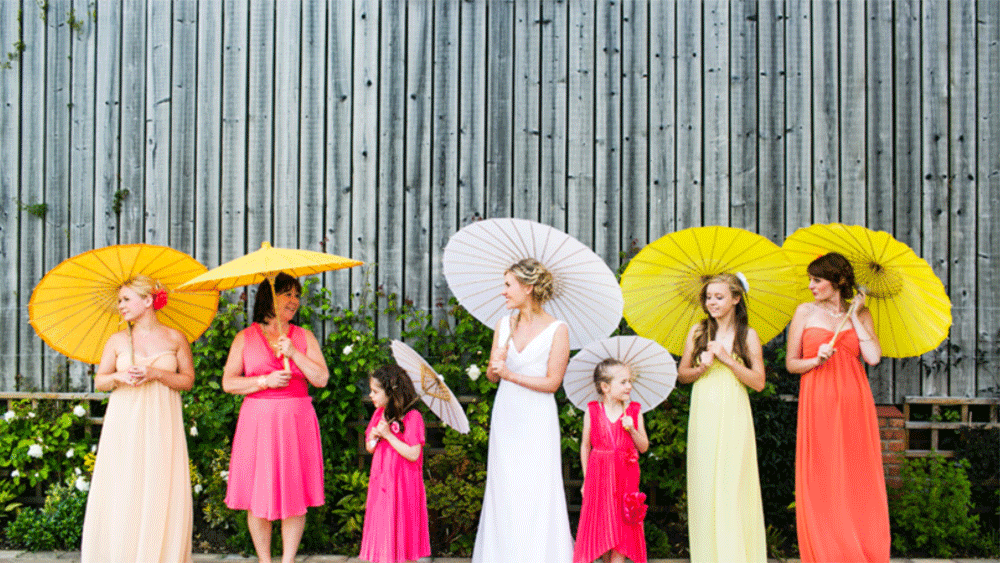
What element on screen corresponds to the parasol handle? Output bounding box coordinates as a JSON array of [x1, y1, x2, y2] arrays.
[[826, 289, 865, 347], [267, 273, 294, 373]]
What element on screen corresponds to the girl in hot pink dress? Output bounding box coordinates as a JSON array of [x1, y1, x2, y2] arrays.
[[574, 359, 649, 563], [222, 274, 330, 563], [360, 364, 431, 563]]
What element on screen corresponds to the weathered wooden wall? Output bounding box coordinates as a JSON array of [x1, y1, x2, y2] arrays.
[[1, 0, 998, 402]]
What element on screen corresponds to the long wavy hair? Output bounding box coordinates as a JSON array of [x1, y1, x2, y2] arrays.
[[370, 364, 420, 432], [691, 274, 752, 369]]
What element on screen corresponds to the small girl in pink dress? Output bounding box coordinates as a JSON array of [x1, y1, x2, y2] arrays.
[[574, 359, 650, 563], [359, 364, 431, 563]]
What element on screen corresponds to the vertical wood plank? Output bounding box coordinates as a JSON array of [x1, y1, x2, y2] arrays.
[[648, 0, 676, 238], [431, 0, 460, 317], [405, 0, 432, 312], [221, 0, 249, 263], [729, 0, 756, 231], [922, 0, 950, 396], [145, 0, 172, 244], [757, 0, 784, 243], [299, 0, 325, 257], [948, 0, 976, 397], [513, 0, 541, 220], [784, 0, 811, 233], [196, 0, 223, 266], [352, 0, 379, 306], [810, 0, 838, 223], [702, 0, 729, 226], [19, 0, 47, 390], [170, 0, 197, 253], [273, 0, 301, 249], [594, 0, 620, 264], [120, 0, 146, 243], [69, 0, 98, 390], [675, 0, 702, 230], [893, 0, 923, 400], [44, 0, 73, 388], [620, 0, 647, 254], [458, 0, 487, 225], [978, 0, 1000, 396], [539, 0, 568, 231], [566, 0, 595, 246], [0, 0, 22, 390], [839, 0, 865, 225], [867, 0, 895, 402], [246, 0, 275, 249], [378, 0, 405, 338], [487, 0, 514, 218], [94, 0, 122, 248], [325, 0, 353, 310]]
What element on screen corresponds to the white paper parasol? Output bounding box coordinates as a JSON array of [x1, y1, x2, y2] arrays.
[[442, 218, 623, 350], [563, 336, 678, 413], [390, 340, 470, 434]]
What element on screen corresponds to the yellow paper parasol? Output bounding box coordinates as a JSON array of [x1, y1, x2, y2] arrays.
[[782, 223, 952, 358], [390, 340, 470, 434], [620, 226, 800, 355], [28, 244, 219, 364]]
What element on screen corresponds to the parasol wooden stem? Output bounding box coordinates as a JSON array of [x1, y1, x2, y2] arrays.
[[826, 289, 865, 347], [266, 274, 292, 372]]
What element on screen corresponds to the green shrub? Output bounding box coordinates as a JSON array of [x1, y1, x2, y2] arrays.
[[890, 454, 981, 557], [4, 478, 88, 551], [1, 400, 96, 495]]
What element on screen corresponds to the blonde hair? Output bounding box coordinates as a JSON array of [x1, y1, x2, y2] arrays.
[[506, 258, 555, 304], [593, 358, 629, 396], [119, 275, 165, 299], [692, 273, 752, 369]]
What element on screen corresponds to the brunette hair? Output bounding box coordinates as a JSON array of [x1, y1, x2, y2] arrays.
[[252, 273, 303, 323], [119, 275, 165, 299], [807, 252, 855, 307], [593, 358, 629, 396], [370, 364, 420, 432], [691, 274, 752, 369], [506, 258, 555, 305]]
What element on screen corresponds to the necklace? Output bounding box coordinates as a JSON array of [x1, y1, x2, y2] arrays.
[[819, 304, 845, 318]]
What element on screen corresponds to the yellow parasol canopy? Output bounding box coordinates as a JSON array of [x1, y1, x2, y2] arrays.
[[621, 226, 800, 355], [28, 244, 219, 364], [782, 223, 952, 358], [177, 241, 363, 292]]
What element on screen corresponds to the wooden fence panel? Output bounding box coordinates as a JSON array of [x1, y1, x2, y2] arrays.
[[594, 0, 621, 266], [979, 0, 1000, 397], [513, 0, 541, 221], [0, 0, 21, 391], [171, 0, 197, 253], [729, 0, 756, 233], [458, 0, 487, 226], [405, 0, 432, 314], [675, 0, 702, 230], [325, 0, 354, 311], [195, 0, 223, 268], [540, 0, 568, 232], [757, 0, 784, 244], [431, 0, 460, 316], [351, 0, 379, 308], [702, 0, 729, 227], [94, 0, 122, 249], [839, 0, 865, 225], [246, 0, 275, 254], [566, 0, 595, 247], [486, 0, 514, 219], [621, 0, 648, 251], [811, 0, 838, 223], [647, 0, 676, 238], [300, 0, 326, 257], [784, 0, 811, 233], [274, 0, 303, 250], [146, 0, 171, 245]]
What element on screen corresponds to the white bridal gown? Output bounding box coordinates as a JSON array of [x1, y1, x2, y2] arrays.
[[472, 316, 574, 563]]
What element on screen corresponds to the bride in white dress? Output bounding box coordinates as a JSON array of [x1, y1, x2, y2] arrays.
[[472, 258, 574, 563]]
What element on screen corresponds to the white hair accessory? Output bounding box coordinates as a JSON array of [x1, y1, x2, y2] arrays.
[[735, 272, 750, 294]]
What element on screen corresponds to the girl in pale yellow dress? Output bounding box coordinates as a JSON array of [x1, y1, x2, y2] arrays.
[[80, 275, 194, 563], [677, 273, 766, 563]]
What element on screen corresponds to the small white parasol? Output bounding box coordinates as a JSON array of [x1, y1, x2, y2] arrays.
[[390, 340, 470, 434], [442, 218, 623, 350], [563, 335, 678, 413]]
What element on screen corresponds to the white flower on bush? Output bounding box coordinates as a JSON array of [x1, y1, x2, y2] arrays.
[[343, 345, 353, 355], [3, 410, 14, 422], [90, 445, 97, 453], [10, 470, 19, 478], [219, 470, 229, 482], [73, 404, 87, 417], [74, 477, 90, 492], [65, 448, 75, 458], [27, 444, 43, 458], [74, 467, 82, 475], [466, 364, 481, 381], [193, 484, 203, 494], [189, 426, 198, 437], [27, 411, 35, 418]]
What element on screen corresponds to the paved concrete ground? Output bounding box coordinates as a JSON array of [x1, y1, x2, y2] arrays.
[[1, 553, 998, 563]]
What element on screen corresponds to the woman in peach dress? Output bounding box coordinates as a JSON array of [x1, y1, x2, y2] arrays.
[[786, 252, 889, 563], [81, 275, 194, 563]]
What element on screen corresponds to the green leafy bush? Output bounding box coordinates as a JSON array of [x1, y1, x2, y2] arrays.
[[4, 478, 88, 551], [0, 399, 95, 494], [890, 454, 981, 557]]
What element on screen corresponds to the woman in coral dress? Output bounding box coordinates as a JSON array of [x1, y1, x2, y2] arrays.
[[222, 273, 329, 563], [786, 253, 889, 563], [81, 275, 194, 563], [678, 273, 766, 563], [472, 258, 574, 563], [360, 364, 430, 563]]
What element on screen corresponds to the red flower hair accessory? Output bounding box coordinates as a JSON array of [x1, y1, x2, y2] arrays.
[[152, 289, 169, 311], [623, 491, 648, 523]]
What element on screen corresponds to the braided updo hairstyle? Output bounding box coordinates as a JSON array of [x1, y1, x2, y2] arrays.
[[506, 258, 555, 305], [119, 275, 165, 300]]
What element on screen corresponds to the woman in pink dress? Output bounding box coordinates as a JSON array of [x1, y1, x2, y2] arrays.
[[574, 359, 649, 563], [360, 364, 430, 563], [222, 273, 329, 563], [786, 253, 889, 563]]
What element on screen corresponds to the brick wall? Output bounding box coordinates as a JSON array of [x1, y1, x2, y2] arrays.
[[877, 405, 905, 488]]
